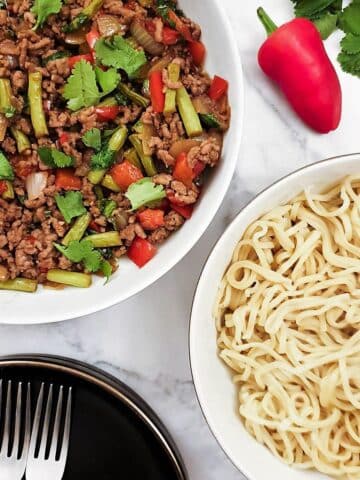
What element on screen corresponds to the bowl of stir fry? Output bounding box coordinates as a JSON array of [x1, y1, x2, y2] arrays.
[[0, 0, 243, 323]]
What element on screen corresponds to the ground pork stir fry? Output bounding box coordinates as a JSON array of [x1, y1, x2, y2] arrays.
[[0, 0, 230, 291]]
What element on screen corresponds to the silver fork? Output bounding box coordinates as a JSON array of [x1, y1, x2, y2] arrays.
[[26, 383, 72, 480], [0, 380, 31, 480]]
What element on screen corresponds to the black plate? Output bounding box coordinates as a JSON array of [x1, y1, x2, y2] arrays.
[[0, 355, 187, 480]]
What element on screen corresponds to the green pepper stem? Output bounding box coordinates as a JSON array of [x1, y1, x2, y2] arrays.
[[257, 7, 278, 36]]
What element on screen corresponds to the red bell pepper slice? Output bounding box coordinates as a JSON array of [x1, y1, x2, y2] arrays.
[[188, 41, 206, 66], [162, 26, 180, 45], [208, 75, 229, 101], [86, 28, 100, 60], [149, 71, 165, 114], [167, 10, 192, 42], [166, 191, 186, 207], [128, 237, 157, 268], [173, 152, 195, 188], [137, 209, 165, 230], [193, 161, 205, 177], [55, 169, 82, 190], [0, 180, 7, 195], [95, 106, 120, 122], [111, 160, 143, 191], [68, 54, 93, 70], [89, 219, 102, 232], [59, 132, 70, 146], [170, 203, 193, 219]]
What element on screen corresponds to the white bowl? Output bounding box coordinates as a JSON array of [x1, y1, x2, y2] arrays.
[[190, 154, 360, 480], [1, 0, 243, 325]]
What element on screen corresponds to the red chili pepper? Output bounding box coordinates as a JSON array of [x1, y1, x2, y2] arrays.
[[173, 152, 195, 188], [95, 106, 120, 122], [170, 203, 193, 219], [149, 70, 165, 113], [162, 26, 180, 45], [111, 160, 143, 191], [86, 28, 100, 60], [188, 41, 206, 66], [257, 7, 342, 134], [89, 220, 102, 232], [68, 54, 94, 69], [208, 75, 229, 102], [55, 169, 82, 190], [167, 9, 193, 42], [59, 132, 70, 146], [0, 180, 7, 196], [137, 209, 165, 230], [128, 237, 157, 268]]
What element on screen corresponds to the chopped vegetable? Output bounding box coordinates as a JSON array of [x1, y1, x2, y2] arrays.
[[42, 51, 70, 66], [125, 177, 166, 211], [164, 62, 180, 115], [88, 169, 106, 185], [10, 127, 31, 153], [0, 79, 15, 117], [86, 231, 122, 248], [138, 209, 165, 230], [208, 75, 229, 101], [82, 128, 102, 151], [95, 35, 147, 79], [0, 150, 14, 181], [63, 59, 100, 111], [47, 269, 92, 288], [55, 169, 82, 191], [173, 152, 194, 188], [188, 41, 206, 66], [0, 278, 38, 293], [31, 0, 63, 30], [129, 134, 157, 176], [62, 212, 91, 245], [118, 82, 150, 108], [26, 171, 48, 200], [162, 26, 180, 45], [111, 160, 144, 191], [97, 14, 122, 37], [101, 199, 117, 218], [199, 113, 221, 129], [55, 191, 86, 223], [28, 72, 49, 138], [128, 236, 157, 267], [1, 180, 14, 200], [101, 174, 121, 192], [86, 28, 100, 58], [149, 71, 165, 113], [124, 147, 142, 170], [95, 105, 120, 121], [130, 20, 164, 56], [170, 202, 193, 219], [68, 54, 94, 70], [63, 0, 104, 33], [38, 147, 74, 168], [176, 86, 203, 137], [91, 126, 127, 170]]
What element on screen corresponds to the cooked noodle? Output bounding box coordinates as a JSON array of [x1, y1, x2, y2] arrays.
[[214, 175, 360, 479]]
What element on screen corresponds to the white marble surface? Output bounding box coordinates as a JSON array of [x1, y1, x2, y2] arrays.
[[1, 0, 359, 478]]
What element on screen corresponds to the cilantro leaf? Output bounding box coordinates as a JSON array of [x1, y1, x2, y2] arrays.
[[294, 0, 336, 19], [90, 147, 115, 170], [31, 0, 63, 30], [101, 260, 112, 282], [82, 128, 102, 151], [340, 33, 360, 54], [0, 151, 14, 181], [338, 49, 360, 76], [38, 147, 74, 168], [95, 36, 147, 79], [101, 199, 117, 218], [314, 12, 339, 39], [125, 178, 166, 211], [55, 191, 86, 223], [83, 248, 103, 272], [63, 59, 100, 111], [95, 67, 120, 96], [339, 3, 360, 35]]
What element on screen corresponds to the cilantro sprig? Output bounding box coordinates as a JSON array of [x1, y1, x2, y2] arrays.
[[82, 128, 102, 151], [38, 147, 74, 168], [31, 0, 63, 30], [55, 191, 86, 223], [125, 178, 166, 211]]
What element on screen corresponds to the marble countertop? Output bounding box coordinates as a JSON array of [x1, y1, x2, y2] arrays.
[[1, 0, 359, 478]]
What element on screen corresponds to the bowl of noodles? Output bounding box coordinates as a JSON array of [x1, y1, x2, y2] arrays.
[[190, 153, 360, 480]]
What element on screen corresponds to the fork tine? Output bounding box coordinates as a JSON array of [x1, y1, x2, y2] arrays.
[[1, 381, 12, 457], [11, 382, 22, 458], [38, 384, 53, 459], [59, 387, 72, 462], [49, 386, 63, 459], [22, 382, 31, 459], [28, 382, 44, 458]]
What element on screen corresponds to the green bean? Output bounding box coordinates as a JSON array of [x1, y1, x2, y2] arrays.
[[64, 0, 104, 32], [129, 134, 157, 176], [108, 125, 128, 152], [0, 79, 15, 117], [86, 231, 121, 248], [176, 86, 203, 138], [28, 72, 49, 138], [164, 63, 180, 115], [10, 127, 31, 153], [124, 147, 142, 170], [1, 180, 14, 200], [0, 278, 38, 293], [62, 212, 91, 246], [101, 174, 121, 192], [118, 82, 150, 108], [47, 269, 92, 288], [88, 169, 106, 185]]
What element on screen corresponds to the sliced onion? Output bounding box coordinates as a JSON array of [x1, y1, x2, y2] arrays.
[[26, 172, 48, 200], [147, 54, 172, 75], [169, 139, 202, 159], [97, 15, 123, 37], [65, 31, 87, 45], [130, 20, 164, 56]]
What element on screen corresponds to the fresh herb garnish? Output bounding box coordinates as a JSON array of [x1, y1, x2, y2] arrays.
[[95, 67, 120, 97], [95, 36, 147, 79], [0, 151, 14, 181], [90, 146, 115, 170], [82, 128, 102, 151], [63, 59, 100, 111], [100, 199, 117, 218], [55, 191, 86, 223], [125, 178, 166, 211], [31, 0, 63, 30], [3, 105, 16, 118], [38, 147, 74, 168]]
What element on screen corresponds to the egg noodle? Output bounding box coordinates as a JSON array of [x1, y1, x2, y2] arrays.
[[214, 175, 360, 479]]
